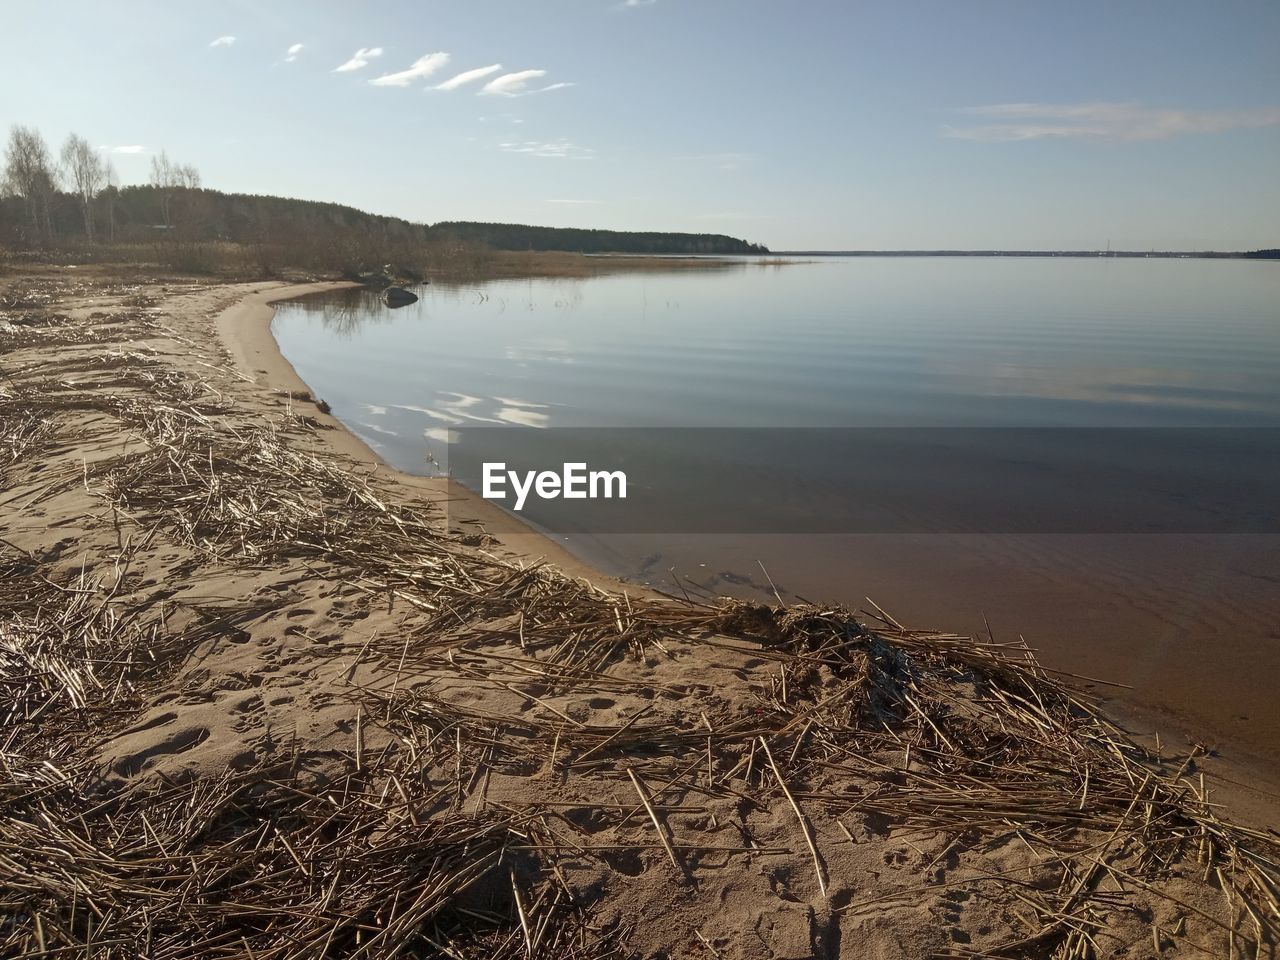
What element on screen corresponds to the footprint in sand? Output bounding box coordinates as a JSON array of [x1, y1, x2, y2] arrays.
[[561, 807, 612, 835], [599, 847, 645, 877], [110, 725, 210, 777], [228, 692, 260, 713], [882, 849, 908, 866], [229, 693, 266, 733]]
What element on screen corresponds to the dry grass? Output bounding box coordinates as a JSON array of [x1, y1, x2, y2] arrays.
[[0, 241, 757, 286]]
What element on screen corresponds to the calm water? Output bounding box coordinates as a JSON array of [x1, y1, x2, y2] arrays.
[[275, 258, 1280, 438], [273, 258, 1280, 539]]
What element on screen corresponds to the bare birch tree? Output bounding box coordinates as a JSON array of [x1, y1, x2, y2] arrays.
[[149, 151, 202, 223], [2, 125, 58, 245], [60, 133, 105, 241], [150, 150, 177, 227], [103, 160, 118, 243]]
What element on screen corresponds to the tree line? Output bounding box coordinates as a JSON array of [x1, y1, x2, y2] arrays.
[[431, 222, 768, 255], [1, 124, 768, 274], [1, 124, 206, 247]]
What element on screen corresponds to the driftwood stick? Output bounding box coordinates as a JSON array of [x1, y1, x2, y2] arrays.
[[758, 736, 827, 897], [627, 767, 685, 879]]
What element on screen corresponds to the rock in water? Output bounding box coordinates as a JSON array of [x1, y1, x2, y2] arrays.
[[382, 286, 418, 308]]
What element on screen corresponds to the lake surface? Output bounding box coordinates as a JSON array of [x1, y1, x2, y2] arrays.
[[273, 257, 1280, 539], [276, 258, 1280, 434], [274, 258, 1280, 777]]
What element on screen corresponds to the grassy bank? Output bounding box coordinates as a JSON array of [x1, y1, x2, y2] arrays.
[[0, 240, 767, 286]]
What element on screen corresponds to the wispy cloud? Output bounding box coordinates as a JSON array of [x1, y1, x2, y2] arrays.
[[209, 36, 236, 48], [285, 42, 303, 62], [623, 0, 657, 6], [543, 198, 599, 204], [334, 47, 383, 72], [371, 52, 450, 87], [435, 64, 503, 91], [99, 144, 147, 155], [945, 102, 1280, 142], [500, 140, 595, 159], [482, 69, 553, 97]]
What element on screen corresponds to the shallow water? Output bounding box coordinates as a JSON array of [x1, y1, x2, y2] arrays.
[[273, 258, 1280, 772]]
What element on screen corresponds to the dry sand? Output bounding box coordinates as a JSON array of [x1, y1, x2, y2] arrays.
[[2, 267, 1278, 958]]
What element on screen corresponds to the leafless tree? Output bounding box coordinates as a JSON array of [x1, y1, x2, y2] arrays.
[[147, 149, 208, 268], [2, 124, 58, 245], [103, 160, 118, 243], [60, 133, 105, 241], [149, 151, 201, 227], [150, 150, 177, 227]]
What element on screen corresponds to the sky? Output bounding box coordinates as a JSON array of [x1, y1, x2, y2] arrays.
[[2, 0, 1278, 250]]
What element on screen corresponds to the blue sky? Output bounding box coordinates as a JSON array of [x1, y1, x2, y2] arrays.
[[3, 0, 1277, 249]]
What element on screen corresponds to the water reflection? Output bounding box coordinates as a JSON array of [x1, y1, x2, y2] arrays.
[[286, 286, 408, 339]]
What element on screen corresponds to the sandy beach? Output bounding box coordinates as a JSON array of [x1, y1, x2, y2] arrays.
[[3, 266, 1279, 958]]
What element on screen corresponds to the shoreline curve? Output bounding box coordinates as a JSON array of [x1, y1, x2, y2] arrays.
[[213, 280, 627, 588]]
